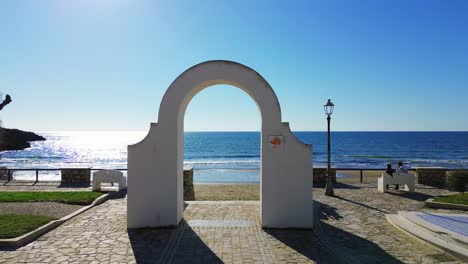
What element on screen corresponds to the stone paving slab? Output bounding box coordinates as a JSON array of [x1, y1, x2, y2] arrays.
[[0, 183, 466, 263], [187, 220, 256, 228], [0, 198, 325, 263]]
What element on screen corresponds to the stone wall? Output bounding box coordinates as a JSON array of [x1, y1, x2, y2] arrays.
[[184, 166, 195, 201], [0, 167, 8, 180], [416, 167, 447, 188], [313, 167, 336, 186], [61, 168, 91, 184]]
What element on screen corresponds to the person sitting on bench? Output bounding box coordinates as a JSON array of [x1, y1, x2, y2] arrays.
[[385, 163, 397, 190], [395, 161, 411, 190], [397, 161, 409, 173]]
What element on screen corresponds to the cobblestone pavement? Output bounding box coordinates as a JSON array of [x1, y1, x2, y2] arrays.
[[314, 183, 465, 264], [0, 183, 465, 263]]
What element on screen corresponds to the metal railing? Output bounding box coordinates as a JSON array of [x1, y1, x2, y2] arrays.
[[0, 167, 459, 183], [333, 168, 417, 183]]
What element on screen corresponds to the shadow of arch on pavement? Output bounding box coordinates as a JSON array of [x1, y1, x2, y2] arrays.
[[128, 220, 223, 264]]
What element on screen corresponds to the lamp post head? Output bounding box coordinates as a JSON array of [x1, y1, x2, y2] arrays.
[[324, 99, 334, 116]]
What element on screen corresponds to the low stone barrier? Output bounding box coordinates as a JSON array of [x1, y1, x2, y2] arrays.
[[60, 168, 91, 184], [0, 166, 8, 180], [184, 166, 195, 201], [313, 167, 336, 186], [425, 198, 468, 211], [415, 167, 447, 188]]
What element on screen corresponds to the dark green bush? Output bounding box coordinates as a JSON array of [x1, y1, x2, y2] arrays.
[[446, 170, 468, 194]]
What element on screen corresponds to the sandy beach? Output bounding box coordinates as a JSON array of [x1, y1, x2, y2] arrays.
[[193, 170, 419, 200], [194, 183, 260, 200]]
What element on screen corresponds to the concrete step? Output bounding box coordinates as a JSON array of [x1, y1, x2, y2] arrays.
[[398, 211, 468, 247], [386, 213, 468, 262]]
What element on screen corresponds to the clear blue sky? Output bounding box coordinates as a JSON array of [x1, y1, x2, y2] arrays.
[[1, 0, 467, 131]]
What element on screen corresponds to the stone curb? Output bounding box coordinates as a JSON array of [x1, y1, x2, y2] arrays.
[[385, 214, 444, 254], [386, 213, 467, 262], [185, 200, 259, 205], [425, 198, 468, 211], [0, 193, 110, 248]]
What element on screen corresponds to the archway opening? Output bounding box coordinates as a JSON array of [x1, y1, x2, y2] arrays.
[[183, 85, 261, 202]]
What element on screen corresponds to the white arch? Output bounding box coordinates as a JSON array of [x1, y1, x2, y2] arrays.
[[158, 60, 282, 127], [128, 60, 313, 228]]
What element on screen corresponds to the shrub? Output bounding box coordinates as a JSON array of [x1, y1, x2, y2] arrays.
[[446, 170, 468, 194]]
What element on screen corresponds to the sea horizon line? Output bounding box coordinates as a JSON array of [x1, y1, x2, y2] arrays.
[[33, 130, 468, 133]]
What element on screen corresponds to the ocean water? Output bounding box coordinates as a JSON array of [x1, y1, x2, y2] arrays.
[[1, 131, 467, 182]]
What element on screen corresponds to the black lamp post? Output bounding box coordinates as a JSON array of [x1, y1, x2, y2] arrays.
[[324, 99, 334, 196]]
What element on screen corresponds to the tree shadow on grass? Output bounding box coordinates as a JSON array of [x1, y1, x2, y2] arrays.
[[266, 201, 404, 263], [128, 220, 223, 264]]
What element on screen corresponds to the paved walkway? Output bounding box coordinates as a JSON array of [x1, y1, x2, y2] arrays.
[[314, 183, 464, 264], [0, 183, 465, 263]]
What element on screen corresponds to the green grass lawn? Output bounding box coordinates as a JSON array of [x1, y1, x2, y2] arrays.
[[0, 191, 103, 205], [434, 193, 468, 205], [0, 214, 57, 239]]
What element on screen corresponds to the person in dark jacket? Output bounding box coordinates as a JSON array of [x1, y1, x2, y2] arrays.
[[385, 163, 397, 190]]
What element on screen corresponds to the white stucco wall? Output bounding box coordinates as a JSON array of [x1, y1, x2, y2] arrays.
[[128, 60, 313, 228]]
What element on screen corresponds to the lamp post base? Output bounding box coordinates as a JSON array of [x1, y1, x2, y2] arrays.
[[325, 114, 334, 197], [324, 173, 334, 196]]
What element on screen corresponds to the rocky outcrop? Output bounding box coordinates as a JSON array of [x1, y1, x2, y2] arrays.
[[0, 127, 46, 152], [0, 94, 12, 111]]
